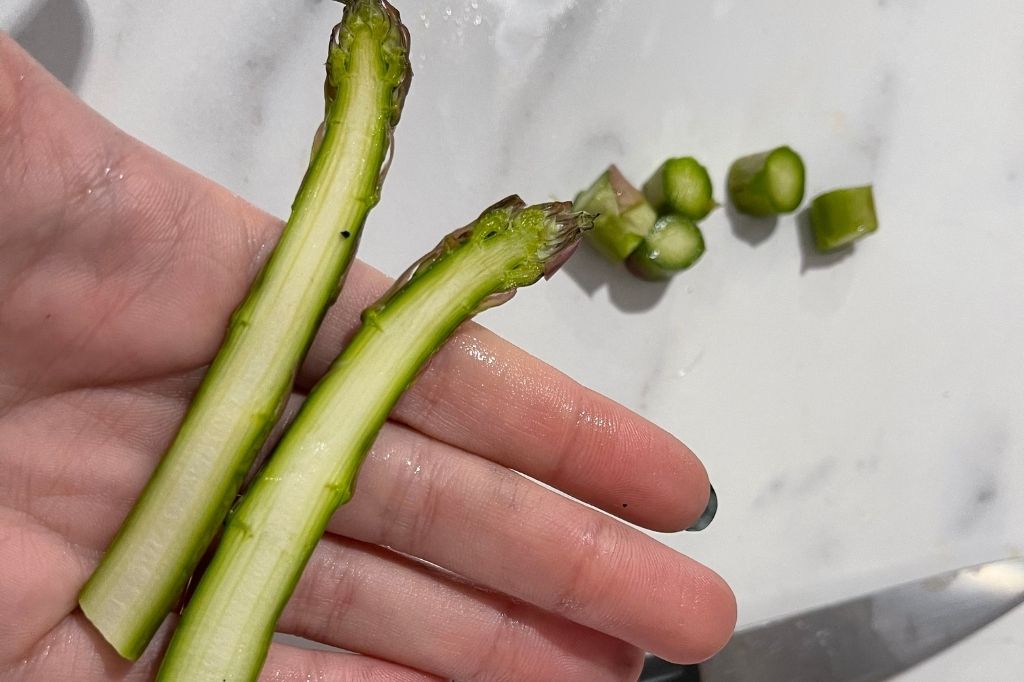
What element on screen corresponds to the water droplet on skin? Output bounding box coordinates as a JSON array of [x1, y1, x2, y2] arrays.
[[444, 6, 452, 18], [473, 14, 482, 25], [470, 0, 479, 8]]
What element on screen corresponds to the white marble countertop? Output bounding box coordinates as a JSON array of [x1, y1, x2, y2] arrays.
[[4, 0, 1022, 679]]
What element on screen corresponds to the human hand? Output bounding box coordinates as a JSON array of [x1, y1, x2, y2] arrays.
[[0, 34, 735, 681]]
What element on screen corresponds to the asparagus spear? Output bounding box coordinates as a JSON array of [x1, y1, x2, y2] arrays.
[[573, 165, 657, 262], [727, 146, 805, 216], [79, 0, 412, 659], [626, 214, 705, 281], [809, 185, 878, 252], [643, 157, 717, 220], [156, 198, 591, 682]]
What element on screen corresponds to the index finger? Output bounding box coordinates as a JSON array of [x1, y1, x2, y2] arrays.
[[297, 259, 713, 533]]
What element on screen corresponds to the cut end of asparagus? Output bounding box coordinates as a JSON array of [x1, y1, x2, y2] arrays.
[[809, 185, 878, 252], [643, 157, 716, 221], [763, 147, 805, 212], [327, 0, 412, 125], [382, 197, 592, 315], [574, 166, 657, 262], [727, 146, 806, 216], [626, 215, 706, 281]]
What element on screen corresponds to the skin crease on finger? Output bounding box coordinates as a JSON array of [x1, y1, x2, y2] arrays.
[[326, 422, 736, 665], [297, 266, 714, 533], [278, 535, 646, 682], [0, 32, 737, 676], [11, 614, 442, 682]]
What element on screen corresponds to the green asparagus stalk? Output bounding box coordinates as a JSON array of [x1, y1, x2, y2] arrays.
[[573, 165, 657, 262], [155, 198, 591, 682], [626, 214, 705, 281], [727, 146, 805, 216], [809, 185, 878, 252], [643, 156, 717, 220], [79, 0, 411, 659]]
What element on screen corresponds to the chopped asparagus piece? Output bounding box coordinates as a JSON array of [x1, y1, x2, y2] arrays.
[[78, 0, 412, 659], [643, 157, 716, 220], [727, 146, 805, 216], [155, 198, 591, 682], [574, 165, 657, 262], [626, 214, 705, 281], [809, 185, 878, 252]]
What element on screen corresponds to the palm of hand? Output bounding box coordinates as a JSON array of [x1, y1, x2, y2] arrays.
[[0, 35, 734, 682]]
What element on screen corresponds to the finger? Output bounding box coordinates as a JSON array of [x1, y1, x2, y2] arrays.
[[279, 534, 643, 682], [0, 376, 310, 555], [295, 261, 711, 532], [260, 643, 442, 682], [0, 379, 309, 664], [278, 532, 638, 675], [0, 506, 91, 665], [13, 614, 440, 682], [329, 422, 737, 664]]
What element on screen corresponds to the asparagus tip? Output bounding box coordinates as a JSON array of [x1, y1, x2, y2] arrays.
[[327, 0, 412, 126], [536, 201, 593, 278]]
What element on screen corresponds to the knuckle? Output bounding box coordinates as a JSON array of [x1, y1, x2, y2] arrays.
[[376, 435, 443, 555], [547, 388, 621, 484], [467, 605, 522, 682], [551, 515, 613, 617]]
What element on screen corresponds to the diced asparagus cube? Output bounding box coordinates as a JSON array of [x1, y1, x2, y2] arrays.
[[626, 214, 705, 281], [643, 157, 716, 220], [809, 185, 878, 252], [574, 165, 657, 262], [727, 146, 805, 216]]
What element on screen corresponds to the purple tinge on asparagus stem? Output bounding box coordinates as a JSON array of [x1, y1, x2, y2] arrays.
[[368, 197, 591, 322], [543, 239, 580, 279], [537, 200, 592, 279]]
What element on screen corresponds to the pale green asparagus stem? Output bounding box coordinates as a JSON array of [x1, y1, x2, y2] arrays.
[[808, 185, 878, 252], [79, 0, 411, 659], [156, 198, 590, 682], [574, 165, 657, 262], [727, 146, 805, 216]]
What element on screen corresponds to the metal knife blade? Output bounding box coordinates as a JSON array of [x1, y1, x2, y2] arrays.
[[640, 557, 1024, 682]]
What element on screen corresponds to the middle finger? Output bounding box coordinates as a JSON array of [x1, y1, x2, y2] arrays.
[[278, 535, 643, 681], [328, 422, 737, 664]]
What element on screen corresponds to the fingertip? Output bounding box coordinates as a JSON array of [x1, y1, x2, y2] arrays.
[[699, 568, 738, 662], [630, 434, 711, 533], [665, 567, 738, 665]]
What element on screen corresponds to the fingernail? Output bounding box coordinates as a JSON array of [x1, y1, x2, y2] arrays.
[[686, 484, 717, 532]]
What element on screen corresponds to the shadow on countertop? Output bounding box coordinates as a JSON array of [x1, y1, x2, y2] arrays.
[[562, 242, 670, 313], [725, 202, 777, 248], [12, 0, 92, 92], [796, 207, 854, 273], [724, 199, 855, 273]]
